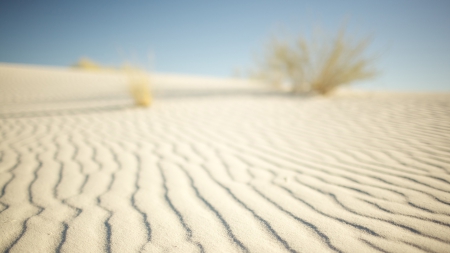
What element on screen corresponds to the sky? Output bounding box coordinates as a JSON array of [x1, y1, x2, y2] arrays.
[[1, 0, 449, 91]]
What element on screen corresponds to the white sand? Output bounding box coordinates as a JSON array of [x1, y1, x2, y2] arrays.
[[1, 63, 450, 252]]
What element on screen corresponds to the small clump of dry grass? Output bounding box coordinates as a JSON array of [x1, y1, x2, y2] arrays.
[[124, 66, 152, 107], [73, 57, 110, 71], [73, 58, 152, 107], [251, 25, 378, 95]]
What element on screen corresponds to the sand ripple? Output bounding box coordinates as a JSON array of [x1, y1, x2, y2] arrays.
[[1, 64, 450, 252]]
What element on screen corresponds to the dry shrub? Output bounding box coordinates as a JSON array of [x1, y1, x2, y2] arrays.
[[73, 57, 104, 71], [124, 66, 152, 107], [73, 58, 152, 107], [252, 26, 378, 95]]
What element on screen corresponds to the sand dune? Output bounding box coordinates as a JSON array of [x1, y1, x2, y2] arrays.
[[1, 64, 450, 252]]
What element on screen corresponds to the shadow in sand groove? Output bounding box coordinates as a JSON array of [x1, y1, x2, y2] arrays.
[[0, 104, 135, 119], [152, 89, 303, 99]]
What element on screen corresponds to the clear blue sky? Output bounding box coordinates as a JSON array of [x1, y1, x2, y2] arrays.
[[1, 0, 449, 91]]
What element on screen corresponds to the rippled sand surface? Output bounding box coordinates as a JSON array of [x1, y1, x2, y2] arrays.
[[1, 64, 450, 252]]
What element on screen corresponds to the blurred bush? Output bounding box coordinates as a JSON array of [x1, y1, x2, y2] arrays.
[[251, 25, 378, 95], [73, 58, 152, 107]]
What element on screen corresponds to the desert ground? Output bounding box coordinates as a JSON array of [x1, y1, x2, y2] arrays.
[[1, 63, 450, 253]]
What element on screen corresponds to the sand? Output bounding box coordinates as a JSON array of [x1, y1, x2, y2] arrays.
[[1, 63, 450, 252]]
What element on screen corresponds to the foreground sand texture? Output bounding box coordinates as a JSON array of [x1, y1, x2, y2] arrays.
[[1, 64, 450, 252]]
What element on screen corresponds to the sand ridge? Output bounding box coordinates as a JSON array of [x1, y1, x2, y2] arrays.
[[1, 64, 450, 252]]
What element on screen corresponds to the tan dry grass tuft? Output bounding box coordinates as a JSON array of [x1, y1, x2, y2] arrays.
[[73, 58, 152, 107], [124, 67, 152, 107], [73, 57, 105, 71], [252, 25, 378, 95]]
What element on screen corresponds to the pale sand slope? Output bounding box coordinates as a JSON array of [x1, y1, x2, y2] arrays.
[[1, 64, 450, 253]]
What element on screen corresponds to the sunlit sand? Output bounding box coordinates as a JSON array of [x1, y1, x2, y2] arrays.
[[1, 63, 450, 252]]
